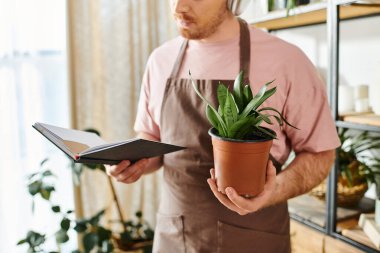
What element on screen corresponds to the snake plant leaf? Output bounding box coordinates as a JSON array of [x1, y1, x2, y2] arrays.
[[255, 112, 272, 125], [240, 85, 275, 118], [218, 105, 223, 117], [206, 105, 226, 136], [223, 95, 232, 127], [254, 79, 275, 100], [206, 105, 219, 129], [256, 126, 277, 139], [272, 115, 283, 126], [233, 71, 244, 110], [230, 92, 240, 114], [258, 107, 299, 129], [234, 123, 254, 139], [217, 82, 228, 109], [252, 86, 276, 110], [252, 115, 264, 126], [190, 71, 228, 135], [229, 116, 253, 138], [233, 116, 268, 139], [190, 71, 212, 106], [224, 90, 237, 128], [239, 80, 275, 119], [239, 95, 263, 120], [260, 113, 273, 125], [243, 84, 252, 105]]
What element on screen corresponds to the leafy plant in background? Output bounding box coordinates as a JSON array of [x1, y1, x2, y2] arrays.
[[190, 71, 297, 140], [338, 128, 380, 198], [17, 130, 154, 253], [268, 0, 311, 16], [286, 0, 311, 15]]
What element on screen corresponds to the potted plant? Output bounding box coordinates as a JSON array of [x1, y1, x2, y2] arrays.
[[17, 129, 154, 253], [190, 71, 297, 197], [311, 128, 380, 207]]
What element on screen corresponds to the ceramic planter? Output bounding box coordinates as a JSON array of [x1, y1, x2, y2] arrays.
[[209, 128, 273, 197]]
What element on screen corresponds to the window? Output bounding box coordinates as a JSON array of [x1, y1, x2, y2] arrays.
[[0, 0, 74, 252]]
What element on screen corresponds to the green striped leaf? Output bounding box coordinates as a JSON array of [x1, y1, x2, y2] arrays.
[[243, 85, 252, 105], [258, 106, 299, 129], [190, 71, 228, 135], [217, 82, 228, 109], [218, 105, 223, 117], [229, 116, 253, 138], [272, 115, 283, 126], [233, 71, 244, 110], [229, 92, 239, 121], [253, 115, 264, 126], [260, 113, 272, 125], [253, 86, 277, 110], [223, 90, 237, 128], [206, 105, 220, 129], [256, 126, 277, 139], [234, 123, 253, 140], [239, 80, 275, 119]]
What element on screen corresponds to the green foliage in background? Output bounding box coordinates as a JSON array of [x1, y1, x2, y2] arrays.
[[17, 129, 154, 253], [339, 128, 380, 198]]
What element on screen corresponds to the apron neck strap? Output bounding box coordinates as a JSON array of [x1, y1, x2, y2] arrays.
[[238, 17, 251, 84], [170, 39, 189, 79], [170, 18, 251, 82]]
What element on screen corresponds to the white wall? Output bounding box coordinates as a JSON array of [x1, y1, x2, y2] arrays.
[[271, 16, 380, 111]]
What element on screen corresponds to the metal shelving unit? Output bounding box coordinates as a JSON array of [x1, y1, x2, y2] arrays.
[[249, 1, 380, 31], [328, 0, 380, 252], [250, 1, 380, 252]]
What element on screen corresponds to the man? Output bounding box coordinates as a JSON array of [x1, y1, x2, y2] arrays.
[[106, 0, 340, 252]]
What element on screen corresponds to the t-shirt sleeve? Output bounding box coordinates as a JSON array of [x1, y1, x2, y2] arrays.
[[133, 60, 161, 140], [282, 49, 341, 154]]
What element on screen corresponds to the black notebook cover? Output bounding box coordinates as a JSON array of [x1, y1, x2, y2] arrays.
[[33, 122, 185, 165]]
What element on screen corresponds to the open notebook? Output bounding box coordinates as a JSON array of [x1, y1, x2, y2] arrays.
[[33, 122, 185, 165]]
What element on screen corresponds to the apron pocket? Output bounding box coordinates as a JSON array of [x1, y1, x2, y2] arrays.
[[217, 220, 290, 253], [153, 213, 186, 253]]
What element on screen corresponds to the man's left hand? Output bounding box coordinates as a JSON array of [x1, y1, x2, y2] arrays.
[[207, 161, 277, 216]]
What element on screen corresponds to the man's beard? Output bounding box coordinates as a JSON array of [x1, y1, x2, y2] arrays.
[[174, 5, 228, 40]]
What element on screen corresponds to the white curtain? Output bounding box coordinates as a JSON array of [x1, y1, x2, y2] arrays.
[[67, 0, 177, 228]]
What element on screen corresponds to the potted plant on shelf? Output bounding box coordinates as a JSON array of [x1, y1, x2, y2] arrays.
[[311, 128, 380, 207], [190, 71, 298, 197], [268, 0, 311, 14], [286, 0, 311, 14], [17, 129, 154, 253]]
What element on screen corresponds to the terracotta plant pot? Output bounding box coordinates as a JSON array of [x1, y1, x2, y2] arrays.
[[209, 128, 273, 197]]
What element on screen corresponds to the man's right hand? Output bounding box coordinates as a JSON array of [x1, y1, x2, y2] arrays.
[[105, 159, 148, 184]]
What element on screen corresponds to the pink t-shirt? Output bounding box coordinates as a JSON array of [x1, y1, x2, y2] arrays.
[[134, 26, 340, 165]]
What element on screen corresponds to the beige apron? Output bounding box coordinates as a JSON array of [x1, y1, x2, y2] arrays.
[[154, 19, 291, 253]]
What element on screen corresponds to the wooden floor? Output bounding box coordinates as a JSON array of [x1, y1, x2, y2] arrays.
[[291, 220, 365, 253]]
